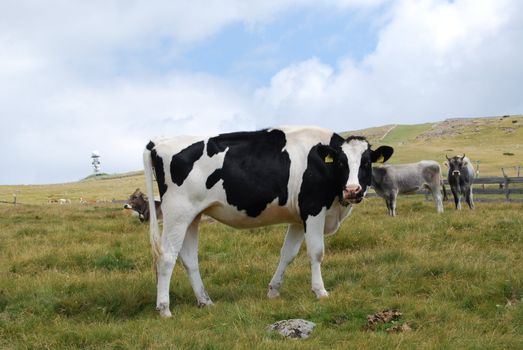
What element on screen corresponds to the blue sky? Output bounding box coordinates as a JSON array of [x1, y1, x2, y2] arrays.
[[0, 0, 522, 184], [108, 5, 384, 86], [175, 8, 382, 84]]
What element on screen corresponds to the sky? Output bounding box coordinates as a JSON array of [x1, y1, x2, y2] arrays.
[[1, 0, 522, 185]]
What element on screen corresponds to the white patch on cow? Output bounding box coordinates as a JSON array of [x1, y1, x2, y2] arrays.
[[324, 198, 353, 236], [342, 139, 369, 188]]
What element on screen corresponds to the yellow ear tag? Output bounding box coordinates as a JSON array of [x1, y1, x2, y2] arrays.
[[324, 154, 334, 163], [376, 155, 385, 163]]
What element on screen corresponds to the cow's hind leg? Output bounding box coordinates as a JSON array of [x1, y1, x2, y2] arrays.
[[304, 212, 328, 298], [384, 197, 392, 216], [268, 224, 304, 298], [156, 212, 192, 318], [430, 185, 444, 213], [179, 215, 213, 307], [465, 187, 475, 209]]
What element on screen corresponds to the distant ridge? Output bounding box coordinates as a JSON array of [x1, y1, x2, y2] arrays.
[[81, 170, 144, 182]]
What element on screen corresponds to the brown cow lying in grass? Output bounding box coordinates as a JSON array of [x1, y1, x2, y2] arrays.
[[124, 188, 162, 222]]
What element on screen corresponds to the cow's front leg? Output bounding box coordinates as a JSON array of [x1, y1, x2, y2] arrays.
[[451, 188, 461, 210], [268, 224, 304, 298], [389, 192, 398, 217], [304, 212, 328, 298], [179, 215, 213, 307], [432, 188, 444, 213]]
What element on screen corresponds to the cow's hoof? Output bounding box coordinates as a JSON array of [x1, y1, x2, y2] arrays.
[[313, 289, 329, 299], [267, 284, 281, 299], [157, 303, 172, 318], [197, 299, 214, 308], [267, 289, 281, 299]]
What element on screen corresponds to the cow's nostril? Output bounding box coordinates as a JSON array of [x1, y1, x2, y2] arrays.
[[345, 185, 362, 195]]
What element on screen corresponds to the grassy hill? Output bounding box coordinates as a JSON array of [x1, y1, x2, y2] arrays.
[[348, 115, 523, 176]]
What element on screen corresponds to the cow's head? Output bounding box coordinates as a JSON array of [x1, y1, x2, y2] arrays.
[[445, 154, 467, 177], [336, 136, 393, 204], [124, 188, 147, 212]]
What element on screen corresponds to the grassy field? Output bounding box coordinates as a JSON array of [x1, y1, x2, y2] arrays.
[[1, 196, 522, 349]]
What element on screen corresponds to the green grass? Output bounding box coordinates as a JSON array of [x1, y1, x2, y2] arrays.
[[1, 197, 522, 349], [380, 123, 433, 144]]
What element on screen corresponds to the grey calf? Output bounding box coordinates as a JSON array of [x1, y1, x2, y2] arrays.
[[371, 160, 446, 216]]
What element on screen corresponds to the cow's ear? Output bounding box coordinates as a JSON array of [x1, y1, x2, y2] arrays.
[[444, 161, 449, 168], [371, 146, 394, 163], [317, 145, 339, 164]]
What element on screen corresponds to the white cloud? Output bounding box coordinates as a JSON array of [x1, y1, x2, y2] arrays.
[[1, 72, 254, 184], [1, 0, 522, 184], [255, 0, 523, 131]]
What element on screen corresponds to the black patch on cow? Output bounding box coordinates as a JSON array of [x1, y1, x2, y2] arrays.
[[206, 168, 222, 189], [371, 145, 394, 163], [358, 148, 373, 193], [146, 141, 155, 151], [170, 141, 205, 186], [330, 133, 345, 148], [150, 149, 168, 198], [298, 139, 349, 228], [206, 137, 225, 157], [205, 129, 290, 217]]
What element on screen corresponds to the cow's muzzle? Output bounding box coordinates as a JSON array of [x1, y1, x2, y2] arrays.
[[342, 185, 363, 205], [124, 204, 132, 209], [452, 170, 461, 176]]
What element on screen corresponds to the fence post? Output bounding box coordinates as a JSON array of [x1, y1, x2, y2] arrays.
[[475, 160, 480, 178], [503, 174, 510, 201]]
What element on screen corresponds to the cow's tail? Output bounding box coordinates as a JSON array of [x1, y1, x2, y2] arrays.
[[143, 147, 161, 280]]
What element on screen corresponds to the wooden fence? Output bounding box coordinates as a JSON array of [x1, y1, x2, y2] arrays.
[[448, 176, 523, 201], [367, 176, 523, 203]]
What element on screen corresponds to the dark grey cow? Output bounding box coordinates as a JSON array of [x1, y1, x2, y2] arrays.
[[124, 188, 162, 222], [445, 155, 475, 210], [371, 160, 447, 216]]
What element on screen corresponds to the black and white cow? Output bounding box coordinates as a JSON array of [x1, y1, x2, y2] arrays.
[[143, 126, 393, 317], [124, 188, 162, 222], [371, 161, 447, 216], [445, 155, 475, 210]]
